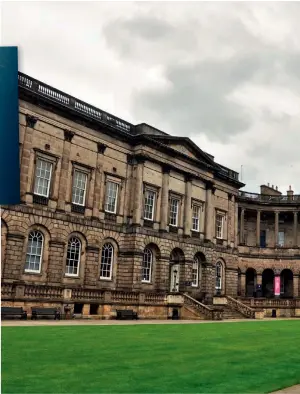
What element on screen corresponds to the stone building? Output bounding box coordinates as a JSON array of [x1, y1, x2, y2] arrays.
[[1, 73, 300, 319]]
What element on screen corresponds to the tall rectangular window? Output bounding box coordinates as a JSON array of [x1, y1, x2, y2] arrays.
[[144, 190, 155, 220], [216, 213, 224, 239], [72, 170, 87, 206], [169, 198, 179, 226], [192, 205, 201, 232], [34, 158, 52, 197], [105, 181, 119, 213], [278, 231, 285, 247]]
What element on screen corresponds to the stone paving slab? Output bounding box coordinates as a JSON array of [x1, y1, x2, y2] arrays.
[[2, 317, 300, 327]]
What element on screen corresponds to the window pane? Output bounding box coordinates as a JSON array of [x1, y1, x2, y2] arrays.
[[66, 237, 81, 276], [192, 257, 199, 286], [25, 231, 43, 272], [142, 248, 152, 282], [105, 182, 118, 213], [144, 191, 155, 220], [169, 198, 179, 226], [100, 243, 114, 279], [72, 171, 87, 206], [216, 214, 224, 239], [34, 159, 52, 197], [192, 205, 200, 231]]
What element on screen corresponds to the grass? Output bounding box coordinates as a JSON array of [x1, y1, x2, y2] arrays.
[[2, 321, 300, 393]]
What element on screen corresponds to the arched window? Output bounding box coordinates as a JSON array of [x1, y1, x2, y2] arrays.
[[192, 256, 199, 287], [215, 261, 223, 290], [142, 248, 153, 283], [25, 231, 44, 273], [100, 243, 114, 279], [65, 237, 81, 276]]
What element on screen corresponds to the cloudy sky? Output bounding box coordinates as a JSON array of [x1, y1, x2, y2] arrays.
[[2, 1, 300, 194]]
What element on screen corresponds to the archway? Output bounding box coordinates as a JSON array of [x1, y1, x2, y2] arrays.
[[169, 248, 184, 293], [262, 269, 274, 298], [245, 268, 257, 297], [280, 269, 293, 298]]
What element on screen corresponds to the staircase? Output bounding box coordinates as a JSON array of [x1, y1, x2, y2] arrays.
[[182, 293, 255, 320], [214, 304, 247, 319]]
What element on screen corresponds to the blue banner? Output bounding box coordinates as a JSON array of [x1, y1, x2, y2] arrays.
[[0, 47, 20, 205]]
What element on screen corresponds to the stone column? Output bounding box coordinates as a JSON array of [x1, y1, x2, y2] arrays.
[[256, 210, 261, 247], [57, 130, 75, 211], [240, 208, 245, 244], [184, 176, 192, 237], [84, 246, 100, 287], [293, 212, 298, 247], [293, 275, 299, 298], [155, 256, 169, 292], [205, 183, 214, 242], [234, 201, 239, 247], [3, 234, 25, 280], [160, 166, 170, 231], [240, 273, 246, 296], [256, 273, 262, 286], [274, 211, 279, 247], [132, 158, 144, 225], [47, 240, 65, 284], [20, 115, 38, 200], [92, 143, 106, 219]]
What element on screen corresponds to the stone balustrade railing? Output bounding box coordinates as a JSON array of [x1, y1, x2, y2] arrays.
[[24, 285, 63, 299], [1, 283, 15, 298], [183, 293, 216, 320], [144, 293, 166, 304], [226, 295, 255, 318], [250, 298, 296, 308], [71, 289, 104, 301]]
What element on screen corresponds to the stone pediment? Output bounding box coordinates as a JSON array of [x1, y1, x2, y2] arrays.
[[148, 135, 215, 167]]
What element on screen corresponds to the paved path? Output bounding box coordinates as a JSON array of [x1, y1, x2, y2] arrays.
[[271, 384, 300, 393], [2, 317, 300, 327]]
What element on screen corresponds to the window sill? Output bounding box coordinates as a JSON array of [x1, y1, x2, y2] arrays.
[[143, 219, 154, 228], [64, 274, 80, 278], [99, 277, 113, 281], [24, 271, 42, 276], [141, 280, 152, 284]]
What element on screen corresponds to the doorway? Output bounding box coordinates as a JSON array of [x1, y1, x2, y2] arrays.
[[170, 264, 180, 292]]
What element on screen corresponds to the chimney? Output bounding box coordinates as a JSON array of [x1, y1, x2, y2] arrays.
[[276, 186, 278, 191], [260, 183, 282, 196], [287, 185, 294, 201]]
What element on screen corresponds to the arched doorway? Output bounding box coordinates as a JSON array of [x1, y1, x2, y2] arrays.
[[280, 269, 293, 298], [246, 268, 257, 297], [169, 248, 184, 293], [262, 269, 274, 298]]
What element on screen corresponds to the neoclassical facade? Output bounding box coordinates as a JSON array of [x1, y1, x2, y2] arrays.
[[1, 73, 300, 319]]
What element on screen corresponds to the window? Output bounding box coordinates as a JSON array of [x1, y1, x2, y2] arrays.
[[25, 231, 44, 273], [100, 243, 114, 279], [144, 190, 155, 221], [34, 158, 52, 197], [216, 213, 224, 239], [105, 181, 118, 213], [192, 257, 199, 287], [215, 262, 222, 290], [169, 198, 179, 226], [192, 205, 201, 232], [142, 248, 153, 282], [65, 237, 81, 276], [72, 170, 87, 206], [278, 231, 284, 247]]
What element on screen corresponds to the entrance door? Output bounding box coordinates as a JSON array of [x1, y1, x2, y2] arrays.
[[170, 264, 180, 292]]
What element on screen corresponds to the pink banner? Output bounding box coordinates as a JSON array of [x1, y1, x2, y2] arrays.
[[274, 276, 281, 296]]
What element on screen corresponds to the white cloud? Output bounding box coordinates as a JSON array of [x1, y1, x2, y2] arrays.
[[2, 1, 300, 194]]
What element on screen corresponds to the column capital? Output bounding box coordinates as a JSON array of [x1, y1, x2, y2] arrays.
[[294, 211, 298, 216], [64, 129, 75, 142], [184, 174, 193, 183], [25, 114, 38, 128]]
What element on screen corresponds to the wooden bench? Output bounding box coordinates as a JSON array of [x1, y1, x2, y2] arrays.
[[31, 307, 61, 320], [1, 307, 27, 320], [116, 309, 138, 320]]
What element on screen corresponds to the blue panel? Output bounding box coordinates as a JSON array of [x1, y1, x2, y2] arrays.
[[0, 47, 20, 205]]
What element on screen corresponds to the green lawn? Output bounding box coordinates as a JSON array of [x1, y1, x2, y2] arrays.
[[2, 321, 300, 393]]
